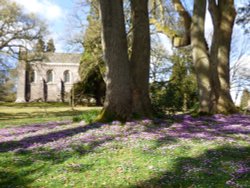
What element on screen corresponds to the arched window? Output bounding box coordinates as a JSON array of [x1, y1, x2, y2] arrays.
[[46, 70, 53, 83], [30, 70, 35, 83], [63, 70, 70, 83]]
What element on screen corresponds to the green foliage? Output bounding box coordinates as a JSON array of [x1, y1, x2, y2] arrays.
[[46, 38, 56, 52], [80, 18, 102, 73], [0, 69, 17, 102], [34, 38, 55, 53], [73, 68, 105, 106], [35, 38, 46, 52], [72, 110, 99, 123], [150, 48, 198, 115], [151, 82, 180, 115], [240, 88, 250, 109], [0, 0, 47, 57], [74, 2, 106, 106]]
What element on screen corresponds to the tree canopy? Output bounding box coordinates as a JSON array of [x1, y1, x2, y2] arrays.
[[0, 0, 47, 60]]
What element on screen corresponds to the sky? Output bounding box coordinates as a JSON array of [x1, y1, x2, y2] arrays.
[[13, 0, 86, 52], [13, 0, 249, 53]]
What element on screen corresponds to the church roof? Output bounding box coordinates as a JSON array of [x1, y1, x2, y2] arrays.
[[42, 53, 81, 64], [24, 52, 81, 64]]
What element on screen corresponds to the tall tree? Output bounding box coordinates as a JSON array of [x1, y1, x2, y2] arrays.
[[98, 0, 132, 121], [208, 0, 237, 113], [151, 0, 237, 114], [76, 1, 105, 106], [240, 88, 250, 109], [0, 0, 46, 59], [46, 39, 56, 52], [169, 48, 196, 111], [35, 38, 46, 53], [191, 0, 211, 113], [130, 0, 152, 117], [0, 68, 17, 102]]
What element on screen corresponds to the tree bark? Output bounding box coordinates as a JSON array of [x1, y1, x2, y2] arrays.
[[208, 0, 221, 113], [97, 0, 132, 122], [191, 0, 212, 114], [172, 0, 192, 47], [209, 0, 237, 113], [130, 0, 152, 118], [216, 0, 237, 113]]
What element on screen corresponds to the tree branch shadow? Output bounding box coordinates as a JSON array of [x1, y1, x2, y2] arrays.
[[0, 122, 104, 152], [134, 145, 250, 188]]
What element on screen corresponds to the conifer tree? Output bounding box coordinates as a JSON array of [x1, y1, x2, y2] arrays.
[[46, 39, 56, 52], [240, 88, 250, 108], [35, 38, 46, 52]]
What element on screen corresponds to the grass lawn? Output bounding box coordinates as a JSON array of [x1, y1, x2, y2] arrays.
[[0, 102, 101, 128], [0, 104, 249, 187]]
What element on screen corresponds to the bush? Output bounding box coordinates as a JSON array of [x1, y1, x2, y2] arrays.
[[73, 110, 99, 123], [150, 81, 198, 116]]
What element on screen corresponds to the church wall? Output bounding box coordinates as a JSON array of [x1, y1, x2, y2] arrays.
[[29, 62, 80, 102], [30, 83, 44, 101], [46, 83, 59, 101], [15, 53, 81, 103], [15, 59, 27, 103]]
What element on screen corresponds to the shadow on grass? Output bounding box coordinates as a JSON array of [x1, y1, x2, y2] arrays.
[[0, 168, 39, 188], [0, 125, 115, 187], [1, 113, 249, 153], [135, 145, 250, 188], [1, 140, 249, 187], [142, 114, 250, 148], [0, 122, 105, 152], [0, 114, 249, 187], [0, 147, 98, 187]]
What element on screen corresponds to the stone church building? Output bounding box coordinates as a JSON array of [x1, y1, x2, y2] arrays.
[[16, 53, 81, 102]]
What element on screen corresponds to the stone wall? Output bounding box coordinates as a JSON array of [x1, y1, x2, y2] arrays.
[[16, 53, 81, 102], [15, 59, 27, 103]]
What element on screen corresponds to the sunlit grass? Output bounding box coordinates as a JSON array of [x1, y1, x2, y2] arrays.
[[0, 102, 101, 128]]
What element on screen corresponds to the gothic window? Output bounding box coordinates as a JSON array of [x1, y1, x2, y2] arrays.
[[63, 70, 70, 83], [30, 70, 35, 83], [47, 70, 53, 83]]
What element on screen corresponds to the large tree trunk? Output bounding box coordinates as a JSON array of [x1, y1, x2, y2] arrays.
[[208, 0, 222, 113], [97, 0, 132, 122], [216, 0, 237, 113], [130, 0, 152, 118], [191, 0, 212, 114], [209, 0, 237, 113]]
